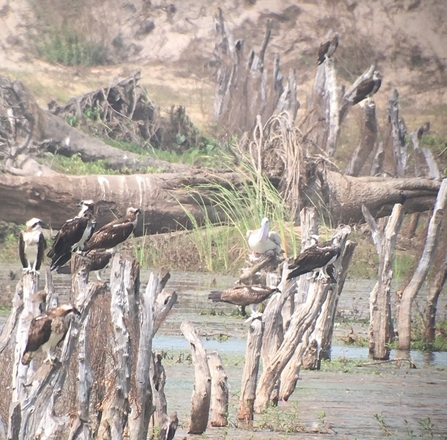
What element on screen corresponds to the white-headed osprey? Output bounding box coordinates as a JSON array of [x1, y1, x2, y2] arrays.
[[287, 235, 341, 281], [209, 285, 276, 316], [352, 71, 382, 105], [21, 303, 80, 365], [83, 207, 141, 251], [47, 200, 96, 271], [19, 218, 47, 273], [317, 34, 339, 65], [56, 248, 115, 280], [246, 218, 283, 256]]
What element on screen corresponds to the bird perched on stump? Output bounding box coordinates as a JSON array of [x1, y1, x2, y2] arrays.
[[317, 34, 339, 65], [287, 235, 341, 281], [352, 71, 382, 105], [19, 218, 47, 273], [209, 284, 276, 317], [246, 218, 283, 257], [21, 304, 81, 365]]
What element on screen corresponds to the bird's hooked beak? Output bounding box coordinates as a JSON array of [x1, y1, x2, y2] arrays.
[[257, 218, 269, 242], [73, 308, 81, 316]]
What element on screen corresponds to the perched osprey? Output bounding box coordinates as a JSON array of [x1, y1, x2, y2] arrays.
[[287, 235, 341, 281], [246, 218, 283, 256], [83, 207, 141, 251], [48, 209, 97, 271], [21, 303, 80, 365], [19, 218, 47, 273], [56, 248, 115, 280], [317, 34, 339, 65], [209, 284, 276, 316], [352, 71, 382, 105]]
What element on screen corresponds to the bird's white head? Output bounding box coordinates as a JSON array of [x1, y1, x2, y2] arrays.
[[26, 218, 44, 230], [127, 207, 141, 217], [373, 71, 381, 80]]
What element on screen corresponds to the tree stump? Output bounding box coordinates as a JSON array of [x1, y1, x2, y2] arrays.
[[207, 351, 229, 427]]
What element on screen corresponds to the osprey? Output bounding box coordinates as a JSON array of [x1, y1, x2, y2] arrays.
[[21, 303, 80, 365], [246, 218, 283, 256], [56, 248, 115, 280], [19, 218, 47, 273], [352, 71, 382, 105], [83, 207, 141, 251], [48, 208, 97, 271], [317, 34, 339, 65], [287, 235, 341, 281], [209, 284, 276, 316]]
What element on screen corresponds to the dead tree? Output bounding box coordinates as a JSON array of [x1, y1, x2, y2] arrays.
[[362, 203, 405, 360], [237, 318, 264, 423], [213, 9, 298, 136], [207, 351, 229, 427], [180, 320, 211, 435], [397, 179, 447, 350]]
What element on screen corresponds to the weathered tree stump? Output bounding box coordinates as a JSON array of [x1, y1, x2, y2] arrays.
[[180, 320, 211, 435], [207, 351, 228, 427]]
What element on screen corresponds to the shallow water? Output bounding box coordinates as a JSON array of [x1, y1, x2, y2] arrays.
[[1, 264, 447, 438]]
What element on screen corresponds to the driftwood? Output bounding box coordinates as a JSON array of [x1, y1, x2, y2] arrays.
[[363, 204, 404, 359], [237, 317, 263, 423], [180, 320, 211, 435], [397, 179, 447, 350], [207, 351, 229, 428]]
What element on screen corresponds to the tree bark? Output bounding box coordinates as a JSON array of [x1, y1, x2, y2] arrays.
[[363, 204, 404, 359], [180, 320, 211, 435], [207, 351, 228, 428], [237, 318, 263, 423], [398, 179, 447, 350]]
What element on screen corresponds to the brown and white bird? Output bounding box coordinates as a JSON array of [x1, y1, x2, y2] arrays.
[[56, 248, 115, 280], [352, 71, 382, 105], [19, 218, 47, 273], [21, 304, 80, 365], [287, 235, 341, 281], [317, 34, 339, 65], [83, 207, 141, 252], [246, 218, 283, 256], [209, 284, 276, 317], [47, 200, 96, 271]]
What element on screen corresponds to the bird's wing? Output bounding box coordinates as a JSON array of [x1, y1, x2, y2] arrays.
[[48, 217, 87, 257], [221, 285, 274, 306], [353, 79, 374, 104], [84, 221, 134, 251], [24, 315, 52, 353], [317, 40, 330, 64], [268, 231, 283, 249], [18, 232, 28, 268], [36, 234, 47, 271]]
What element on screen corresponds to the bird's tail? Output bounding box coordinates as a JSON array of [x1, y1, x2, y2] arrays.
[[287, 266, 311, 280], [208, 291, 223, 302], [50, 252, 71, 271], [21, 351, 33, 365]]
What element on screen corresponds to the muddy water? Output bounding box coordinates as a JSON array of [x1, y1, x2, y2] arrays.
[[1, 265, 447, 438]]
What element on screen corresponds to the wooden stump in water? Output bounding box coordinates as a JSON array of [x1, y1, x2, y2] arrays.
[[207, 351, 229, 427], [181, 320, 211, 435]]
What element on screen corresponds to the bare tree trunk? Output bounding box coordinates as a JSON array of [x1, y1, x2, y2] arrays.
[[388, 89, 409, 177], [237, 318, 263, 423], [363, 204, 404, 359], [398, 179, 447, 350], [180, 320, 211, 435], [207, 351, 228, 427], [424, 256, 447, 343], [345, 101, 378, 176], [97, 255, 134, 439]]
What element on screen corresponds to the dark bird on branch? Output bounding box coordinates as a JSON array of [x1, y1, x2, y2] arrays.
[[19, 218, 47, 273], [209, 284, 276, 316], [21, 304, 80, 365], [56, 248, 115, 280], [352, 71, 382, 105], [47, 200, 96, 271], [83, 207, 141, 251], [417, 121, 431, 140], [287, 235, 341, 281], [317, 34, 339, 65]]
